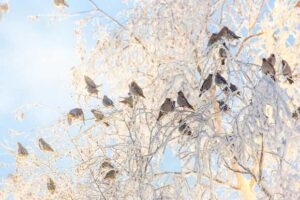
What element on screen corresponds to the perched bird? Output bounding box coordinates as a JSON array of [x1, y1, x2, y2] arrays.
[[215, 73, 228, 88], [17, 142, 28, 156], [219, 26, 241, 40], [224, 83, 240, 95], [177, 91, 194, 110], [67, 108, 84, 125], [199, 74, 213, 97], [91, 109, 104, 121], [101, 161, 114, 169], [282, 60, 294, 84], [84, 75, 98, 95], [102, 95, 114, 107], [217, 100, 230, 113], [129, 81, 145, 98], [38, 138, 54, 152], [207, 33, 220, 46], [267, 54, 276, 67], [54, 0, 68, 7], [91, 109, 109, 126], [292, 107, 300, 119], [219, 47, 227, 65], [261, 58, 276, 81], [104, 169, 118, 180], [178, 120, 192, 136], [157, 98, 175, 121], [120, 95, 134, 108], [47, 178, 56, 193]]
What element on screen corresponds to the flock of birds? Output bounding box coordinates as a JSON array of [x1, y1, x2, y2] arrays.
[[15, 26, 298, 193]]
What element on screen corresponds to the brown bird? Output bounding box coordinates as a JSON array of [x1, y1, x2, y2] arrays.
[[104, 169, 118, 180], [177, 91, 194, 110], [199, 74, 213, 97], [91, 109, 109, 126], [84, 75, 99, 95], [38, 138, 54, 152], [157, 98, 175, 121], [282, 60, 294, 84], [54, 0, 68, 7], [267, 54, 276, 67], [120, 95, 134, 108], [47, 178, 56, 193], [207, 33, 220, 46], [178, 120, 192, 136], [219, 26, 241, 40], [129, 81, 145, 98], [261, 58, 276, 81], [17, 142, 28, 156], [67, 108, 84, 125]]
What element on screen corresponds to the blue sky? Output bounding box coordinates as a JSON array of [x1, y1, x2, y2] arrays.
[[0, 0, 130, 180]]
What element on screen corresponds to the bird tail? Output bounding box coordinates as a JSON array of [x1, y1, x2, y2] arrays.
[[287, 77, 294, 84], [188, 104, 195, 111], [221, 59, 225, 65], [199, 92, 202, 97], [157, 112, 163, 121]]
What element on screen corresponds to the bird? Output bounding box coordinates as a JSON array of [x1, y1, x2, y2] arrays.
[[120, 95, 134, 108], [104, 169, 118, 180], [84, 75, 99, 95], [261, 58, 276, 81], [129, 81, 145, 98], [223, 83, 240, 95], [199, 74, 213, 97], [91, 109, 109, 126], [17, 142, 28, 156], [38, 138, 54, 152], [54, 0, 68, 7], [267, 54, 276, 67], [219, 47, 227, 65], [215, 73, 228, 88], [102, 95, 114, 107], [207, 33, 220, 46], [177, 91, 194, 110], [282, 60, 294, 84], [47, 178, 56, 193], [91, 109, 104, 121], [219, 26, 241, 40], [178, 120, 192, 136], [157, 98, 175, 121], [217, 100, 230, 113], [67, 108, 84, 125]]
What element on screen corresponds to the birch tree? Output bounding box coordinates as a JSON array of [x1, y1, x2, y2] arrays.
[[1, 0, 300, 199]]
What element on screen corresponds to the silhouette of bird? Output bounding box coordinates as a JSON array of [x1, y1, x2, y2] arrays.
[[177, 91, 194, 110], [67, 108, 84, 125], [84, 75, 99, 95], [91, 109, 104, 121], [199, 74, 213, 97], [178, 120, 192, 136], [47, 178, 56, 193], [54, 0, 68, 7], [17, 142, 28, 156], [120, 95, 134, 108], [104, 169, 118, 180], [219, 26, 241, 40], [261, 58, 276, 81], [129, 81, 145, 98], [103, 95, 114, 107], [217, 100, 230, 113], [267, 54, 276, 67], [157, 98, 175, 121], [215, 73, 228, 88], [38, 138, 54, 152], [282, 60, 293, 84]]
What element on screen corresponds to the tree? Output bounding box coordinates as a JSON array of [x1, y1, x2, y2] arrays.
[[1, 0, 300, 199]]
